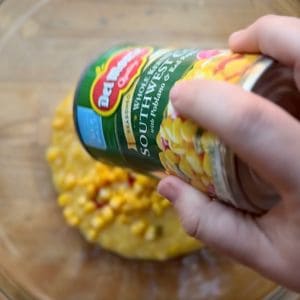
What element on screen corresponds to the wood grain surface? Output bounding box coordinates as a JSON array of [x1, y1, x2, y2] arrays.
[[0, 1, 299, 299]]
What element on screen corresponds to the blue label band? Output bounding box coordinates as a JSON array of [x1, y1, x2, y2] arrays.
[[76, 106, 107, 150]]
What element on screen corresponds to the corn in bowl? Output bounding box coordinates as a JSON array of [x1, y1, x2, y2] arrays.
[[46, 94, 201, 260]]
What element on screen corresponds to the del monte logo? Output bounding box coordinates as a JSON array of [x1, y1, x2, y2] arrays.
[[90, 47, 151, 117]]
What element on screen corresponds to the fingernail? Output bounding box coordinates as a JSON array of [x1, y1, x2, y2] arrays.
[[157, 178, 178, 203]]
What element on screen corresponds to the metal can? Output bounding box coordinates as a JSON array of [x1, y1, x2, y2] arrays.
[[73, 46, 300, 213]]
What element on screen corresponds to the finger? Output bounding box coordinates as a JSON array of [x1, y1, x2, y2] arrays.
[[229, 15, 300, 67], [170, 79, 300, 193], [157, 175, 280, 269]]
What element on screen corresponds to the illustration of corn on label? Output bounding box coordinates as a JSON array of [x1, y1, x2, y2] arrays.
[[74, 46, 272, 200]]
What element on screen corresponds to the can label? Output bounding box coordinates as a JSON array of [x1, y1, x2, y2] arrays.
[[74, 46, 272, 202], [90, 47, 151, 117]]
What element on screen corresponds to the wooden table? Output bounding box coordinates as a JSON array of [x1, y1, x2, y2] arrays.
[[0, 1, 299, 299]]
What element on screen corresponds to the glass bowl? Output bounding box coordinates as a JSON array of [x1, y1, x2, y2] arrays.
[[0, 1, 299, 299]]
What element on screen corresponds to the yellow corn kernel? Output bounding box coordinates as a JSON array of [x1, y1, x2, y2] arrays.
[[110, 195, 124, 209], [193, 134, 204, 155], [114, 182, 129, 192], [63, 207, 73, 218], [200, 131, 216, 152], [151, 193, 163, 203], [88, 169, 99, 181], [163, 118, 173, 141], [77, 195, 87, 206], [156, 134, 164, 150], [134, 197, 150, 210], [160, 198, 171, 209], [117, 214, 130, 224], [121, 203, 134, 213], [57, 193, 71, 207], [63, 173, 76, 190], [83, 201, 96, 213], [159, 152, 170, 171], [67, 215, 80, 226], [91, 215, 105, 229], [144, 225, 158, 241], [165, 149, 180, 165], [171, 117, 182, 144], [162, 151, 177, 171], [181, 119, 197, 142], [85, 228, 98, 242], [77, 177, 89, 186], [201, 64, 215, 78], [203, 152, 213, 177], [161, 117, 172, 128], [213, 72, 226, 81], [201, 174, 211, 187], [186, 149, 203, 174], [46, 147, 61, 162], [120, 190, 134, 202], [105, 171, 117, 182], [113, 167, 127, 181], [63, 208, 79, 226], [98, 188, 111, 201], [55, 174, 65, 189], [158, 124, 168, 141], [152, 202, 164, 216], [86, 183, 96, 197], [92, 174, 102, 186], [191, 178, 206, 192], [101, 206, 114, 222], [72, 146, 86, 160], [95, 163, 107, 173], [136, 175, 150, 186], [130, 220, 147, 236], [179, 156, 194, 178], [98, 175, 110, 186], [224, 57, 256, 82], [126, 195, 137, 206], [168, 140, 185, 155], [52, 117, 65, 130], [133, 183, 143, 194]]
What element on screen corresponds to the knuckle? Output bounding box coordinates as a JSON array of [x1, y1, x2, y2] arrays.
[[255, 14, 278, 28], [253, 15, 282, 53], [182, 215, 203, 239], [255, 15, 279, 38], [231, 100, 265, 138]]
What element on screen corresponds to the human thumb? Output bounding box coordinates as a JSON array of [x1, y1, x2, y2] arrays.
[[157, 175, 271, 267]]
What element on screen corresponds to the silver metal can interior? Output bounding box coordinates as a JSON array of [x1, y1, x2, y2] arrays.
[[217, 62, 300, 214]]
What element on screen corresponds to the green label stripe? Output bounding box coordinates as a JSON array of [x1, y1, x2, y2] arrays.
[[74, 46, 199, 171], [131, 49, 198, 161]]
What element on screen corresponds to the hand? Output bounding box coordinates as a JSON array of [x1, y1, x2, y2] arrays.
[[158, 15, 300, 292]]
